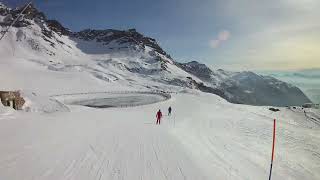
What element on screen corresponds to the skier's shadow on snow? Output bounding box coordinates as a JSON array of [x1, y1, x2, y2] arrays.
[[144, 115, 172, 125]]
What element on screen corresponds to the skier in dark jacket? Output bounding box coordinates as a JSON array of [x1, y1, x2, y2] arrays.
[[156, 110, 162, 125], [168, 106, 172, 116]]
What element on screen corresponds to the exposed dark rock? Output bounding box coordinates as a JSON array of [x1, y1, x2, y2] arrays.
[[269, 108, 280, 112], [72, 29, 169, 58], [0, 4, 46, 27], [176, 61, 214, 82], [46, 20, 70, 36]]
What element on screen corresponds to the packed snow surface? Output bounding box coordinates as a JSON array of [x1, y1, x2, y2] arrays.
[[0, 4, 319, 179], [0, 93, 319, 180]]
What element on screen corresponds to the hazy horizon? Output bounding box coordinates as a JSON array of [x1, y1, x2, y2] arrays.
[[259, 68, 320, 103]]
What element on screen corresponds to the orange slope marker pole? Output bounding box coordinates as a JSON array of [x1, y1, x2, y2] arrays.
[[268, 119, 276, 180]]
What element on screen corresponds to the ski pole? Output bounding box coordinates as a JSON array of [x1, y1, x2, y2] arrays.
[[268, 119, 276, 180]]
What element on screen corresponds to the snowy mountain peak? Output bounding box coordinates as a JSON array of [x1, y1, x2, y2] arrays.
[[0, 2, 10, 15], [0, 2, 5, 8], [72, 28, 170, 59], [0, 2, 171, 60], [18, 3, 46, 20], [1, 3, 46, 27], [0, 3, 312, 106], [184, 61, 212, 70]]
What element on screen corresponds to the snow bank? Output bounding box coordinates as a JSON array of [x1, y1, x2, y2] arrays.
[[21, 91, 69, 113], [169, 93, 320, 180], [0, 101, 11, 114]]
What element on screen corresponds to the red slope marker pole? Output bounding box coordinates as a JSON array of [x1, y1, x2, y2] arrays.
[[268, 119, 276, 180]]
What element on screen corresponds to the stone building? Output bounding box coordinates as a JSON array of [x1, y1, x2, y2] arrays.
[[0, 91, 25, 110]]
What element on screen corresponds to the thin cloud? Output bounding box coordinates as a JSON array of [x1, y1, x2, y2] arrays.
[[209, 30, 231, 48], [218, 30, 230, 41], [209, 39, 220, 48]]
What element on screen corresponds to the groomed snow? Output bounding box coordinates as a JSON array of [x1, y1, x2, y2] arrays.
[[0, 10, 319, 180], [0, 93, 319, 180]]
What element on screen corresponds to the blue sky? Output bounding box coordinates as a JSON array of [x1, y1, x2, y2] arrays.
[[3, 0, 320, 70]]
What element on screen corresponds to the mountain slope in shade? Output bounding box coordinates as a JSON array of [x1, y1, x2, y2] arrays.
[[177, 61, 311, 106], [0, 3, 311, 106]]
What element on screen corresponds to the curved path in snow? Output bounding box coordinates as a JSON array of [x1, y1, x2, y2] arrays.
[[51, 91, 171, 108], [0, 93, 319, 180]]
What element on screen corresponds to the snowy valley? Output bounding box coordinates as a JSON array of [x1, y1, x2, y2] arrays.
[[0, 3, 319, 180]]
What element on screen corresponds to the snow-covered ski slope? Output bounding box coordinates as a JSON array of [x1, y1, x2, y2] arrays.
[[0, 3, 319, 180], [0, 47, 319, 179], [0, 92, 319, 180]]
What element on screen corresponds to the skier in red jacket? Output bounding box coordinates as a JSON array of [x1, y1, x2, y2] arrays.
[[156, 109, 162, 125]]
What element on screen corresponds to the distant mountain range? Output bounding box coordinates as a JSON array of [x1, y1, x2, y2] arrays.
[[260, 69, 320, 103], [177, 61, 311, 106], [0, 3, 311, 106]]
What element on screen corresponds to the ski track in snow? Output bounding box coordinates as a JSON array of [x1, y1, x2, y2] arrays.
[[0, 93, 319, 180], [0, 6, 319, 179], [0, 95, 206, 180]]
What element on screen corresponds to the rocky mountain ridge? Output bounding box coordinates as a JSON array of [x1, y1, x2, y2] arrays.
[[0, 3, 311, 106]]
